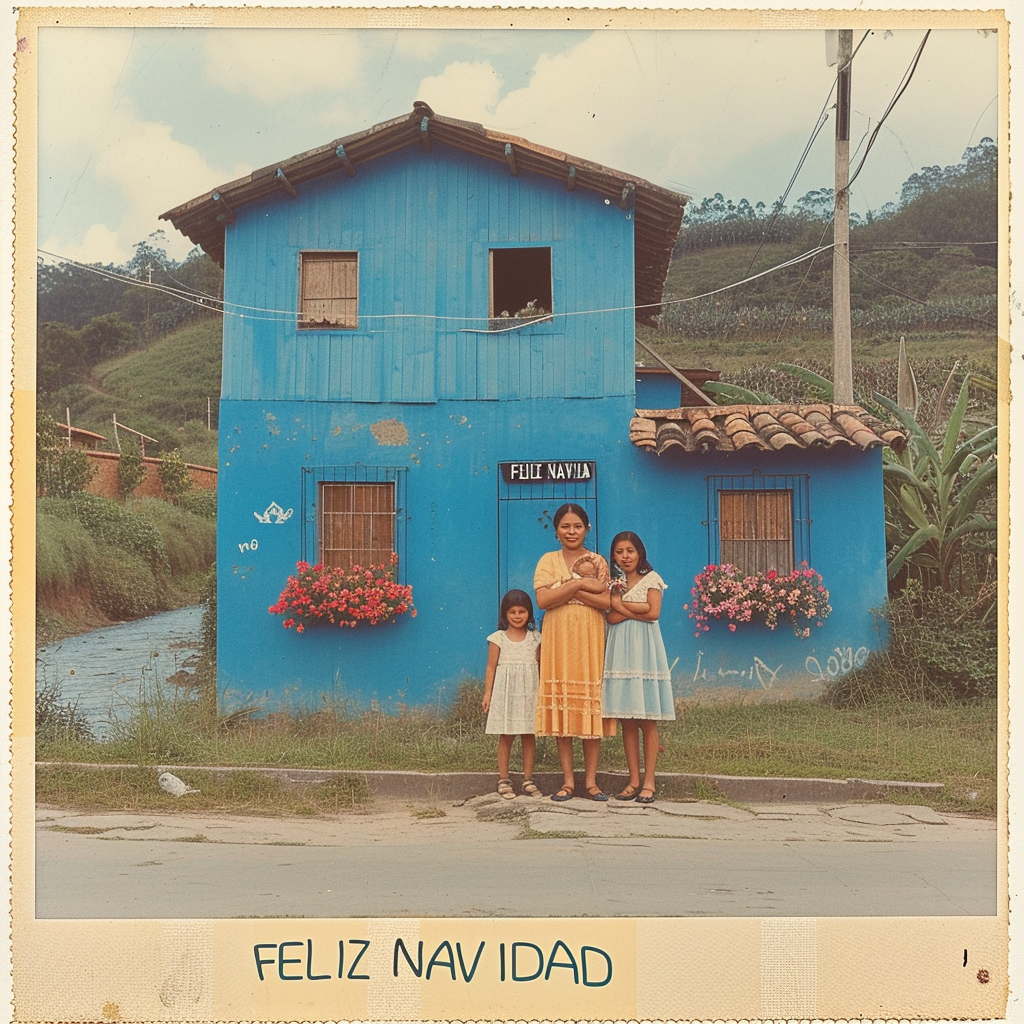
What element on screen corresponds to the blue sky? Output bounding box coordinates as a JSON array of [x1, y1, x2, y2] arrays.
[[35, 24, 999, 265]]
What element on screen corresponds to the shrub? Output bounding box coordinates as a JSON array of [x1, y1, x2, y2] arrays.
[[44, 493, 170, 573], [823, 582, 997, 705], [117, 439, 145, 498], [179, 488, 217, 520], [90, 550, 162, 620], [157, 448, 192, 504], [131, 497, 216, 577], [36, 410, 96, 498]]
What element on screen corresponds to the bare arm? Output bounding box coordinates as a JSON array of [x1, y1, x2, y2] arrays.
[[481, 641, 500, 712], [535, 577, 589, 610], [615, 586, 663, 622]]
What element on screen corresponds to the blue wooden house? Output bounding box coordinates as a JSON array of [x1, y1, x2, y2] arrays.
[[162, 104, 904, 712]]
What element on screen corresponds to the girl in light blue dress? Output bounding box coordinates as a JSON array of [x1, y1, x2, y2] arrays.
[[603, 531, 675, 804]]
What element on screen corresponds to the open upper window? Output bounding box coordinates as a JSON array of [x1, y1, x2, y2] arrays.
[[707, 473, 810, 575], [299, 252, 358, 329], [489, 247, 552, 321]]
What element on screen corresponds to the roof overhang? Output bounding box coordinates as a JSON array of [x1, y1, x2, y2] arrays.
[[630, 404, 908, 456], [160, 104, 688, 325]]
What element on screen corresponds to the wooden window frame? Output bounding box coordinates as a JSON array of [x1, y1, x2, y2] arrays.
[[488, 246, 553, 323], [318, 481, 395, 571], [706, 473, 810, 575], [299, 251, 358, 330], [302, 466, 408, 579]]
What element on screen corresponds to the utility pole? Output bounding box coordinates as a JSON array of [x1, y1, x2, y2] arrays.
[[832, 30, 854, 404]]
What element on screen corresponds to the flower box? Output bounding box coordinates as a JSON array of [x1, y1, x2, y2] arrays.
[[269, 556, 416, 632], [684, 562, 832, 638]]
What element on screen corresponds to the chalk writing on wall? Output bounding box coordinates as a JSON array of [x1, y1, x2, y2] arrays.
[[254, 502, 293, 524], [805, 646, 870, 681], [239, 538, 259, 553], [692, 651, 783, 690]]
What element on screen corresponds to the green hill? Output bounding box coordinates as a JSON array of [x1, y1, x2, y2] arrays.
[[47, 317, 222, 464]]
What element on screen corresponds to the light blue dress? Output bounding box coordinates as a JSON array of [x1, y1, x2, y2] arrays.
[[602, 571, 676, 720]]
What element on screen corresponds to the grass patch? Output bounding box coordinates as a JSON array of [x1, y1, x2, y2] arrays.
[[411, 807, 447, 819], [36, 674, 997, 817], [35, 763, 371, 817]]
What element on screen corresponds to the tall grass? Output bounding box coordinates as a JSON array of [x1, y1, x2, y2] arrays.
[[131, 497, 216, 576], [36, 676, 997, 816], [36, 514, 97, 598]]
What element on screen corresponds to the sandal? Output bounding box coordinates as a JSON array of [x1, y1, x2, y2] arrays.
[[586, 785, 610, 802], [636, 788, 656, 805], [497, 779, 516, 800], [615, 784, 639, 801], [550, 785, 575, 802], [521, 778, 544, 798]]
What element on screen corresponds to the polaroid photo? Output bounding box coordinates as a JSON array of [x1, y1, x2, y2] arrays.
[[8, 3, 1015, 1021]]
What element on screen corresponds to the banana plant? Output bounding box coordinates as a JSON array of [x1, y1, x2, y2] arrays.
[[875, 377, 997, 591]]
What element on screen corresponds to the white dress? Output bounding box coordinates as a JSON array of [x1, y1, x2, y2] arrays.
[[484, 629, 542, 735]]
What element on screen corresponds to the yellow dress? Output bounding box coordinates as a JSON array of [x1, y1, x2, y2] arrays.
[[533, 550, 617, 738]]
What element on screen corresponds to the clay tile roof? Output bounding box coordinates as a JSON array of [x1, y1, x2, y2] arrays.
[[630, 404, 907, 457], [160, 105, 687, 326]]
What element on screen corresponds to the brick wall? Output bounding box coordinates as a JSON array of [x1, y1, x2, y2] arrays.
[[83, 451, 217, 500]]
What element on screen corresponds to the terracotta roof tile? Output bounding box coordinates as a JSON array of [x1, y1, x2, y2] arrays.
[[631, 404, 906, 457]]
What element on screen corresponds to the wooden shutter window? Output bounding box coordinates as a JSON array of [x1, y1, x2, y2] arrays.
[[719, 490, 793, 575], [319, 482, 395, 570], [300, 252, 358, 329]]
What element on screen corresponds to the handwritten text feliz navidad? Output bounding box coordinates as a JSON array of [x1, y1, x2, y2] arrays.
[[254, 937, 614, 987]]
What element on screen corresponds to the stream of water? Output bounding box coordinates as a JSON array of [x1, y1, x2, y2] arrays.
[[36, 605, 204, 740]]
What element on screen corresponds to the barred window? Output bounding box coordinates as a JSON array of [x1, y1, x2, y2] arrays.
[[719, 490, 793, 575], [707, 473, 810, 575], [299, 252, 358, 329], [319, 481, 394, 570]]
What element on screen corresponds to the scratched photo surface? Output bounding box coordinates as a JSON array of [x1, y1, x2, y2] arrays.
[[12, 6, 1012, 1022]]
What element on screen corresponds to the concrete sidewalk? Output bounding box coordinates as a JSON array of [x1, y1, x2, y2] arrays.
[[35, 793, 997, 919]]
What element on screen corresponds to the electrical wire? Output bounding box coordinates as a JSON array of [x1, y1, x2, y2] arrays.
[[846, 30, 931, 193], [837, 249, 998, 328], [38, 243, 836, 329]]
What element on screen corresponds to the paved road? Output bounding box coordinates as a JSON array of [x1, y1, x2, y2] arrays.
[[35, 795, 997, 919]]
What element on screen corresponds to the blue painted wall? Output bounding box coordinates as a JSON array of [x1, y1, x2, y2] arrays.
[[216, 140, 889, 711]]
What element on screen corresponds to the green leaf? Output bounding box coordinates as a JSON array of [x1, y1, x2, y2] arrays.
[[705, 381, 778, 404], [887, 526, 939, 578], [941, 377, 971, 470]]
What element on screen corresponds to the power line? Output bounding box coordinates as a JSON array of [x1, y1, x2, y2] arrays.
[[846, 30, 931, 193], [38, 243, 836, 329]]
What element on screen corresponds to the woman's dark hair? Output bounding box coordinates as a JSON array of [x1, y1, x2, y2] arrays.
[[499, 589, 536, 630], [552, 503, 591, 531], [609, 531, 654, 577]]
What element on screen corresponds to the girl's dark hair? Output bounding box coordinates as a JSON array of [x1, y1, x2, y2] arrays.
[[552, 502, 591, 530], [499, 589, 536, 630], [609, 531, 654, 577]]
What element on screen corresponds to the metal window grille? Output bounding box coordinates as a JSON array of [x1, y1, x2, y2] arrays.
[[705, 472, 810, 573], [301, 465, 407, 578], [299, 252, 358, 329]]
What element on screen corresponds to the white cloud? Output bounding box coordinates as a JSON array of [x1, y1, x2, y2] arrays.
[[203, 29, 365, 104], [413, 28, 998, 210], [40, 222, 129, 266], [415, 61, 505, 124]]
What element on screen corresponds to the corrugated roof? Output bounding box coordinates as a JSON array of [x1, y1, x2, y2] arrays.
[[630, 404, 907, 456], [160, 102, 688, 324]]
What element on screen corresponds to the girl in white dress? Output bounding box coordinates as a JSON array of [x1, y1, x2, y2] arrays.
[[481, 589, 544, 799], [604, 531, 675, 804]]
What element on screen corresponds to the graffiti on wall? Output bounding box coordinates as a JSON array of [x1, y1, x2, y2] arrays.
[[254, 502, 293, 524], [689, 643, 870, 690]]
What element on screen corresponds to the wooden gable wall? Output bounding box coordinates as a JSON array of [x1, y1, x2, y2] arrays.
[[221, 142, 636, 406]]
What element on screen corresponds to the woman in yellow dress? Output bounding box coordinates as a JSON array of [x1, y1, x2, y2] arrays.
[[534, 503, 616, 801]]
